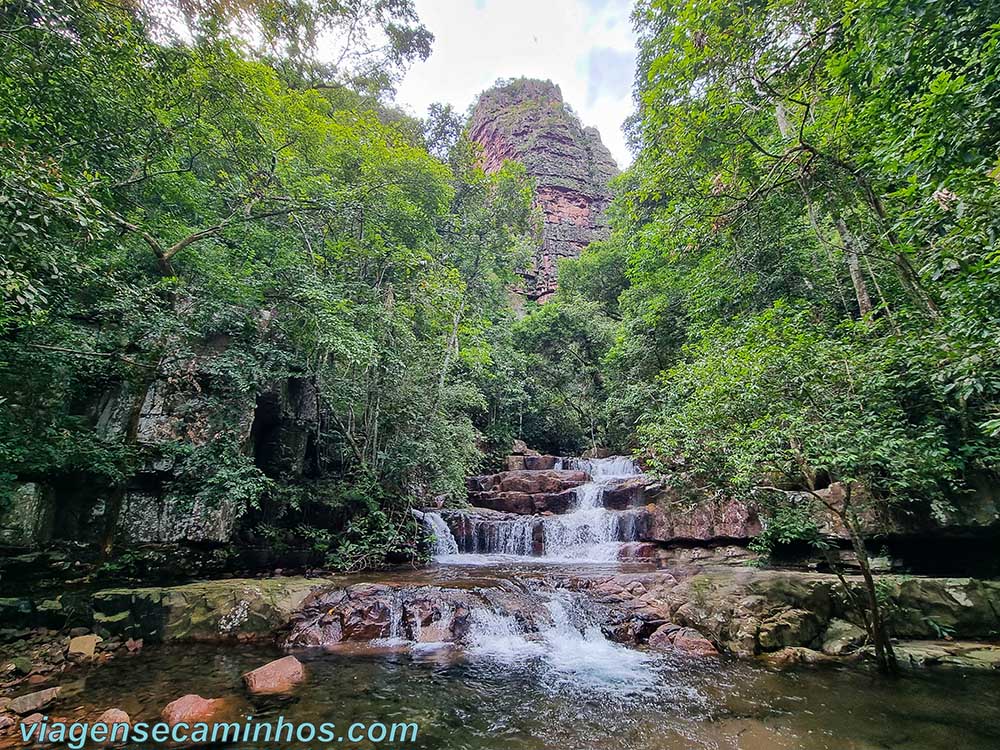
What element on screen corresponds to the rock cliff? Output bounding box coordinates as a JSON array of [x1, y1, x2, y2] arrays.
[[469, 79, 618, 301]]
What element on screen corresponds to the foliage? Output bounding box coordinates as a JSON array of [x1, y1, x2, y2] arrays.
[[0, 0, 532, 570]]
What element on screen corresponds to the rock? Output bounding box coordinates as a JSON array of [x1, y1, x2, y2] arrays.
[[242, 655, 306, 694], [161, 695, 235, 726], [0, 715, 13, 732], [68, 627, 90, 637], [522, 455, 560, 471], [9, 687, 61, 715], [510, 439, 539, 456], [470, 79, 617, 300], [67, 634, 100, 659], [762, 647, 836, 669], [505, 455, 526, 472], [19, 714, 44, 732], [643, 492, 761, 543], [647, 624, 719, 656], [821, 619, 867, 655], [97, 708, 130, 726], [10, 656, 33, 675], [617, 542, 658, 560], [891, 640, 1000, 670], [757, 609, 822, 651]]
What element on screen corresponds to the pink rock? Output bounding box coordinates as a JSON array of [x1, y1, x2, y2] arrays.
[[647, 624, 719, 657], [160, 695, 234, 726], [241, 656, 306, 695]]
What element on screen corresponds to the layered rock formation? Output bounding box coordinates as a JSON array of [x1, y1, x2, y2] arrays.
[[469, 79, 618, 301]]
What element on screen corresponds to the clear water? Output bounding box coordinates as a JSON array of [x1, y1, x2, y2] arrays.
[[18, 638, 1000, 750]]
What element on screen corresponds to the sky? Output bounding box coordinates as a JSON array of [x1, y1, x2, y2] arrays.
[[394, 0, 638, 167]]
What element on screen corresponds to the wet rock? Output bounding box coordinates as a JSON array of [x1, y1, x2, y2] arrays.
[[523, 455, 560, 471], [821, 619, 867, 655], [67, 634, 100, 660], [9, 687, 61, 715], [242, 656, 306, 694], [761, 647, 835, 669], [601, 477, 655, 510], [618, 542, 658, 560], [161, 695, 235, 726], [892, 640, 1000, 670], [647, 624, 719, 656]]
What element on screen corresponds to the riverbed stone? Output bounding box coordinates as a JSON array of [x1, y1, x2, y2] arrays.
[[9, 687, 60, 715], [67, 634, 100, 659], [161, 694, 236, 726], [647, 624, 718, 656], [242, 656, 306, 694]]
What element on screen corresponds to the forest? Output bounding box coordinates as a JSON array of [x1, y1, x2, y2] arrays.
[[3, 1, 1000, 742], [2, 0, 999, 581]]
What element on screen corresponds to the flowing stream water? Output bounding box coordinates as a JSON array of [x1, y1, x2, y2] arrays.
[[9, 456, 997, 750]]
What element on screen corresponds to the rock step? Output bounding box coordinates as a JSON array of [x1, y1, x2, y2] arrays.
[[466, 474, 655, 515]]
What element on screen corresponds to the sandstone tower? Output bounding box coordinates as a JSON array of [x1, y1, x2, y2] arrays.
[[469, 79, 619, 302]]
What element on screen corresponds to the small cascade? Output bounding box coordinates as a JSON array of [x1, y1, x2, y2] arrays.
[[539, 457, 642, 561], [423, 511, 459, 556], [371, 588, 406, 647], [463, 515, 537, 556], [429, 453, 648, 564], [465, 589, 655, 689]]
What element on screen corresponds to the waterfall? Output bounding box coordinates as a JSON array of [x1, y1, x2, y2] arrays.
[[430, 455, 644, 563], [564, 455, 639, 480], [539, 458, 641, 561], [371, 588, 406, 646], [467, 515, 536, 556], [423, 511, 459, 556]]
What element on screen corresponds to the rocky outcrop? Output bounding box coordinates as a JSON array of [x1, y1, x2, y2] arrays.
[[466, 469, 588, 514], [469, 79, 618, 301], [580, 568, 1000, 661]]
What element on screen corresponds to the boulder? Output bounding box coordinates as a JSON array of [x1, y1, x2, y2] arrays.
[[161, 695, 235, 727], [9, 687, 61, 716], [821, 619, 867, 656], [762, 647, 835, 669], [96, 708, 130, 726], [647, 624, 718, 656], [242, 656, 306, 694], [523, 455, 560, 471]]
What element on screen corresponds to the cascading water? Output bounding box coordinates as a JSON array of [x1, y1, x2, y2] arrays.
[[429, 455, 645, 563], [423, 511, 460, 556], [465, 589, 656, 691], [539, 456, 642, 561]]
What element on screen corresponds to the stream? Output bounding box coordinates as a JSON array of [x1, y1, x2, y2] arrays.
[[7, 458, 1000, 749]]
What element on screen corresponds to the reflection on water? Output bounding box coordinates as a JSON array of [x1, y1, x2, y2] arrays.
[[20, 638, 1000, 750]]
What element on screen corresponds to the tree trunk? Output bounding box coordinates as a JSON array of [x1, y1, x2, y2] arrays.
[[835, 216, 873, 317], [840, 488, 897, 674]]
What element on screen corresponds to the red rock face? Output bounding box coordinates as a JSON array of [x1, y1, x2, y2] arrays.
[[469, 79, 618, 301]]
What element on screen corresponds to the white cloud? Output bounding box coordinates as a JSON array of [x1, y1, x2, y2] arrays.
[[393, 0, 637, 167]]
